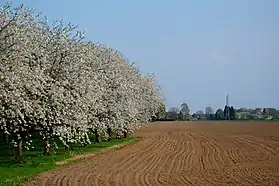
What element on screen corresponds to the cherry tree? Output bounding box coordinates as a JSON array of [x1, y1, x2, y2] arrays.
[[0, 3, 165, 161], [0, 3, 52, 160]]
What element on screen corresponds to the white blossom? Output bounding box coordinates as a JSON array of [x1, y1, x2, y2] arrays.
[[0, 3, 164, 154]]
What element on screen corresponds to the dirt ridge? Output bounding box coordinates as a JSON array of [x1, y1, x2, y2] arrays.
[[24, 122, 279, 186]]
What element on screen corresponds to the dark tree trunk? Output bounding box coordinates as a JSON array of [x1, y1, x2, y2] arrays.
[[94, 129, 100, 143], [0, 132, 7, 144], [123, 131, 127, 138], [107, 127, 111, 141], [4, 133, 7, 143], [123, 128, 128, 138], [43, 140, 51, 155], [15, 139, 23, 163]]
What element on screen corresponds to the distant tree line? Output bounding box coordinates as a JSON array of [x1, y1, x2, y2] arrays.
[[156, 103, 279, 121], [211, 106, 236, 120]]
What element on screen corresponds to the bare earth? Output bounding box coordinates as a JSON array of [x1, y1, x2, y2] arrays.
[[25, 121, 279, 186]]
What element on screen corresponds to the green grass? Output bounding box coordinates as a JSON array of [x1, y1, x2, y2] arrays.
[[0, 135, 137, 186]]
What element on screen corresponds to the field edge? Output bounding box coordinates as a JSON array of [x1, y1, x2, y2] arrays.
[[1, 137, 140, 186]]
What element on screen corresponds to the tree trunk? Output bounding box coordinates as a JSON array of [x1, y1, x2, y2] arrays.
[[0, 132, 6, 143], [43, 140, 51, 155], [123, 128, 128, 138], [107, 127, 111, 141], [15, 139, 23, 163], [94, 129, 100, 143], [4, 133, 7, 143]]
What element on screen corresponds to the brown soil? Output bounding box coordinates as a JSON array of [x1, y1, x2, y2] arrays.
[[54, 140, 136, 166], [24, 121, 279, 186]]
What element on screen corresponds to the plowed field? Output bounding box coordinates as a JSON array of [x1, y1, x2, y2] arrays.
[[24, 121, 279, 186]]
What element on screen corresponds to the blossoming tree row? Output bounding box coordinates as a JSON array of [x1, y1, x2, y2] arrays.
[[0, 3, 164, 161]]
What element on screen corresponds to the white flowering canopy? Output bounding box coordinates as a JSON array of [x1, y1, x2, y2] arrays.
[[0, 3, 165, 149]]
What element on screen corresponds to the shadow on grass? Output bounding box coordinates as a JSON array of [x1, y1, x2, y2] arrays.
[[0, 134, 137, 186]]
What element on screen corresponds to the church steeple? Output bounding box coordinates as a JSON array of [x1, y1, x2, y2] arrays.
[[225, 94, 230, 120], [226, 94, 229, 106]]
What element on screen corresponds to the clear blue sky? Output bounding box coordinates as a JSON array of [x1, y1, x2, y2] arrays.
[[6, 0, 279, 112]]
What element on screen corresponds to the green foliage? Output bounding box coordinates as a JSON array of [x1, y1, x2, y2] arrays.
[[178, 111, 184, 120], [223, 106, 235, 120], [155, 103, 166, 119], [215, 109, 225, 120], [230, 106, 236, 120]]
